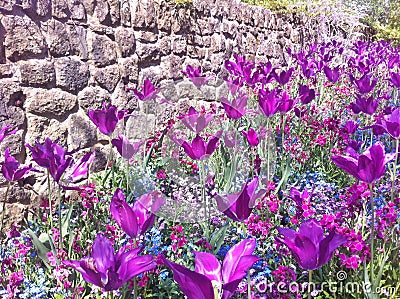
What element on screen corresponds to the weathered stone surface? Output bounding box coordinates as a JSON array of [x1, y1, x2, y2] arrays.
[[90, 144, 109, 172], [160, 55, 184, 80], [107, 0, 120, 24], [68, 111, 98, 151], [43, 19, 71, 57], [0, 0, 14, 11], [0, 64, 14, 78], [111, 82, 138, 111], [35, 0, 51, 16], [1, 15, 45, 61], [120, 0, 131, 26], [0, 81, 25, 129], [138, 66, 163, 86], [94, 0, 110, 23], [125, 113, 156, 140], [136, 42, 159, 63], [65, 24, 89, 59], [89, 33, 117, 67], [115, 27, 136, 57], [119, 56, 139, 83], [136, 30, 158, 43], [77, 86, 111, 113], [133, 0, 156, 28], [52, 0, 69, 18], [158, 36, 171, 55], [82, 0, 95, 15], [19, 60, 55, 88], [26, 114, 69, 146], [157, 2, 172, 32], [68, 0, 86, 20], [1, 185, 31, 204], [172, 35, 187, 55], [0, 130, 24, 161], [26, 88, 77, 117], [54, 57, 90, 93], [94, 65, 120, 92]]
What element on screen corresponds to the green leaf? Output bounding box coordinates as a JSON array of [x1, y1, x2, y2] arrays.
[[210, 226, 228, 255], [61, 203, 74, 239], [27, 228, 51, 269]]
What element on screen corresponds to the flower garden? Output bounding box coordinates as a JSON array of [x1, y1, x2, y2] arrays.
[[1, 28, 400, 299]]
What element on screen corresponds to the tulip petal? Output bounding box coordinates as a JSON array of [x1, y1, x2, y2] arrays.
[[117, 254, 156, 283], [92, 234, 115, 275], [110, 189, 138, 238], [63, 259, 102, 288], [162, 257, 214, 299], [194, 252, 222, 284], [317, 230, 348, 268]]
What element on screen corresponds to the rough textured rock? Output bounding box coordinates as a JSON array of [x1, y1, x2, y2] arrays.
[[95, 0, 110, 23], [119, 56, 139, 83], [136, 42, 159, 63], [133, 0, 156, 28], [115, 27, 136, 57], [36, 0, 51, 16], [0, 130, 24, 161], [0, 81, 25, 129], [68, 111, 98, 151], [52, 0, 69, 18], [1, 15, 46, 61], [19, 60, 56, 88], [54, 57, 90, 93], [77, 86, 111, 113], [94, 65, 121, 92], [26, 114, 69, 146], [89, 33, 117, 66], [120, 0, 131, 26], [65, 24, 89, 60], [43, 19, 71, 57], [111, 82, 138, 111], [26, 88, 77, 118]]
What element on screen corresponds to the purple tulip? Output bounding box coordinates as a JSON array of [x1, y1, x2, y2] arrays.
[[26, 138, 72, 182], [215, 177, 265, 222], [110, 188, 165, 238], [88, 104, 127, 136], [242, 128, 259, 147], [343, 120, 358, 135], [0, 126, 17, 144], [162, 238, 259, 299], [323, 66, 340, 83], [373, 107, 400, 139], [129, 79, 160, 102], [276, 219, 347, 270], [349, 74, 377, 94], [258, 88, 280, 117], [221, 93, 248, 120], [1, 148, 38, 182], [111, 135, 143, 160], [331, 142, 395, 183], [181, 133, 220, 161], [277, 91, 296, 113], [224, 55, 256, 86], [389, 72, 400, 88], [179, 107, 214, 134], [63, 233, 156, 291], [298, 85, 316, 105], [63, 151, 95, 183], [182, 65, 213, 88], [349, 94, 380, 115], [272, 67, 293, 85]]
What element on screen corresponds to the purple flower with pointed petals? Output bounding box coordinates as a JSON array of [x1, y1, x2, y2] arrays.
[[331, 142, 395, 183], [183, 65, 213, 88], [63, 233, 156, 291], [224, 55, 256, 86], [129, 79, 160, 102], [389, 72, 400, 88], [343, 120, 358, 135], [221, 93, 248, 120], [242, 128, 259, 147], [298, 85, 316, 105], [88, 104, 127, 136], [110, 188, 165, 238], [0, 126, 17, 144], [179, 107, 214, 134], [276, 219, 347, 270], [349, 74, 377, 94], [63, 151, 95, 183], [26, 138, 72, 182], [162, 238, 259, 299], [277, 91, 296, 113], [215, 177, 265, 222], [349, 94, 380, 115], [181, 133, 221, 161], [272, 68, 293, 85], [1, 148, 38, 182], [373, 107, 400, 139], [323, 66, 341, 83], [258, 88, 280, 117], [111, 135, 143, 160]]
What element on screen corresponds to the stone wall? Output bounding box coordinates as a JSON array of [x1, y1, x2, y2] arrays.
[[0, 0, 326, 222]]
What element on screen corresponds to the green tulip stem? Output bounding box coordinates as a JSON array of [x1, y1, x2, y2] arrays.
[[58, 191, 62, 250], [369, 183, 375, 287], [133, 277, 138, 299], [0, 181, 11, 239], [47, 170, 53, 230], [391, 138, 399, 202], [247, 271, 251, 298], [308, 270, 313, 299]]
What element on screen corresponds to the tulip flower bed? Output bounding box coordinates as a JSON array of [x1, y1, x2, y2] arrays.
[[1, 39, 400, 299]]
